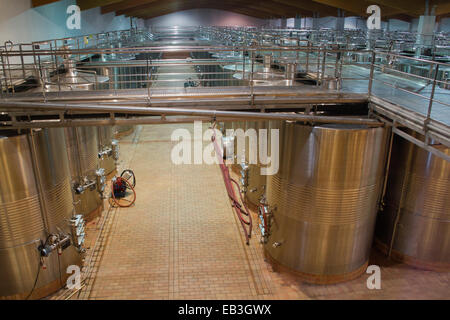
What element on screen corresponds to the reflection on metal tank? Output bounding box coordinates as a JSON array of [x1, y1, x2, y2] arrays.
[[375, 133, 450, 271], [230, 121, 247, 174], [65, 126, 103, 221], [264, 122, 388, 284], [0, 129, 82, 299], [241, 121, 269, 208], [98, 126, 117, 177]]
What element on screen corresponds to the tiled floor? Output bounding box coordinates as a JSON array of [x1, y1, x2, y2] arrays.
[[50, 123, 449, 300]]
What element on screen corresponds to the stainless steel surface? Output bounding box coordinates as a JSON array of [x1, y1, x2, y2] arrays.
[[0, 128, 81, 299], [265, 122, 388, 282], [375, 132, 450, 270], [231, 120, 247, 173], [243, 120, 268, 206], [64, 126, 102, 218], [98, 126, 116, 176]]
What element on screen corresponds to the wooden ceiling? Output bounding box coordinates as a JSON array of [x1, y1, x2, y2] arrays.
[[32, 0, 450, 21]]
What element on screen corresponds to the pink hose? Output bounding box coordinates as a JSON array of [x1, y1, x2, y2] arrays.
[[211, 124, 252, 245]]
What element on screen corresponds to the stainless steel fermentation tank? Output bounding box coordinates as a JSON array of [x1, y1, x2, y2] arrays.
[[227, 121, 247, 174], [240, 121, 269, 208], [32, 59, 110, 221], [65, 126, 104, 221], [0, 129, 82, 299], [98, 126, 118, 178], [375, 132, 450, 271], [221, 120, 270, 207], [264, 122, 388, 284]]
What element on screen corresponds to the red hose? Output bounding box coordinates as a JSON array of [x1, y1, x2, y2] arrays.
[[211, 123, 252, 245]]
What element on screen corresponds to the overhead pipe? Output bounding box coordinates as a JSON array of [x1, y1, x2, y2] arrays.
[[0, 101, 383, 126]]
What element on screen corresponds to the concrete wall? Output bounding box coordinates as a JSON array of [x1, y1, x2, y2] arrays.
[[438, 17, 450, 32], [0, 0, 144, 44], [145, 9, 265, 27]]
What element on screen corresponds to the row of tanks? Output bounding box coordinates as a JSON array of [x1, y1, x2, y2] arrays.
[[220, 119, 449, 284], [0, 29, 147, 299], [0, 124, 137, 299], [1, 39, 138, 298]]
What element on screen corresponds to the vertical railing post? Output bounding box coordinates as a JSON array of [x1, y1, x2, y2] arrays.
[[0, 50, 4, 98], [368, 50, 376, 97], [316, 46, 321, 87], [250, 50, 254, 106], [147, 58, 151, 104], [424, 63, 439, 143], [320, 47, 326, 86], [19, 44, 26, 80], [242, 47, 246, 82], [1, 49, 8, 97], [305, 40, 310, 74]]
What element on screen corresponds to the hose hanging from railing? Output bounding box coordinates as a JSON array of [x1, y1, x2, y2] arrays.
[[211, 122, 252, 245]]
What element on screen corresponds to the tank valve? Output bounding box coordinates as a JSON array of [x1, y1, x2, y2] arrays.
[[38, 234, 71, 257], [74, 177, 96, 194], [98, 147, 112, 159]]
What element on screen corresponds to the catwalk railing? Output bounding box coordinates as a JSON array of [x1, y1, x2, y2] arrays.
[[0, 43, 449, 160]]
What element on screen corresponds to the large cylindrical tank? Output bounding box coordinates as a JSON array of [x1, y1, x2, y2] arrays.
[[65, 126, 103, 221], [0, 129, 82, 299], [231, 121, 246, 174], [242, 121, 269, 208], [98, 126, 116, 178], [264, 122, 388, 284], [375, 133, 450, 271]]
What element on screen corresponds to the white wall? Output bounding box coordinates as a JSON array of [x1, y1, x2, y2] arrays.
[[145, 9, 265, 27], [0, 0, 144, 44]]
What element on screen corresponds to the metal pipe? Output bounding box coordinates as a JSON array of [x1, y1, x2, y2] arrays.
[[0, 101, 383, 126], [27, 129, 51, 234]]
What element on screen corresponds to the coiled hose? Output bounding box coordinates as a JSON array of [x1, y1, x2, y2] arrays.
[[110, 171, 136, 208]]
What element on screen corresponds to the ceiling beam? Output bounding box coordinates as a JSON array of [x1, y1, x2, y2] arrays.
[[123, 0, 279, 18], [72, 0, 443, 21], [434, 0, 450, 16], [133, 0, 286, 19], [31, 0, 59, 7], [101, 0, 159, 14], [363, 0, 424, 16], [312, 0, 408, 18], [245, 0, 313, 17], [77, 0, 123, 11], [270, 0, 339, 17]]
